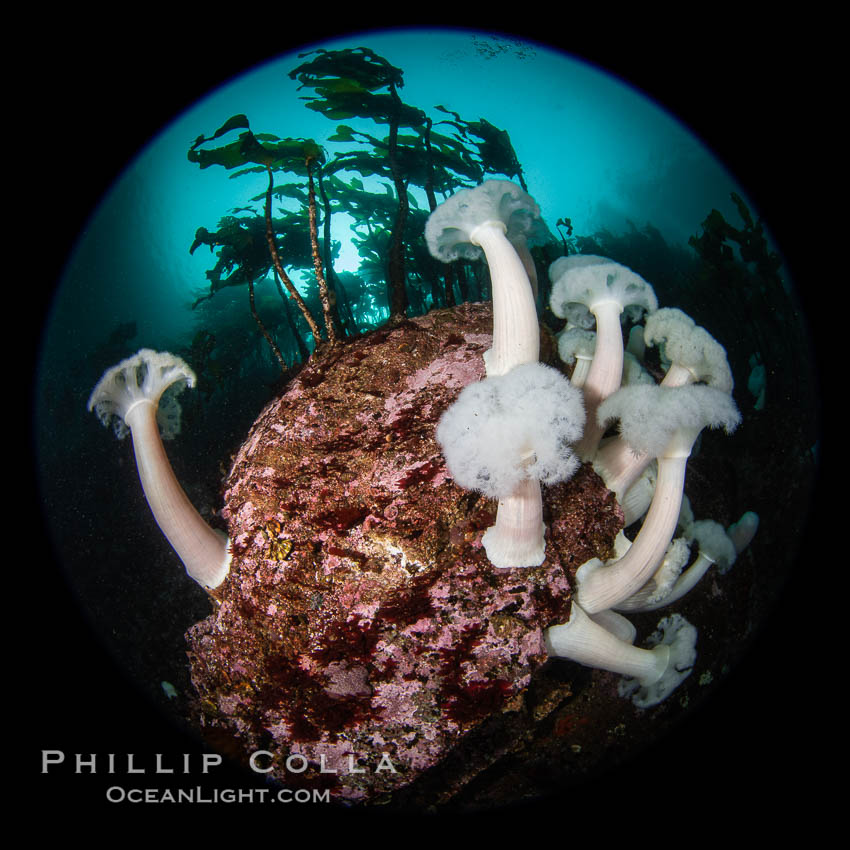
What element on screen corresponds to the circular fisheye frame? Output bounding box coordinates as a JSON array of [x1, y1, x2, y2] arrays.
[[34, 27, 818, 813]]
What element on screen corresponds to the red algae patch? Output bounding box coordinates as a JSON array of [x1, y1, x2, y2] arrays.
[[186, 303, 621, 804]]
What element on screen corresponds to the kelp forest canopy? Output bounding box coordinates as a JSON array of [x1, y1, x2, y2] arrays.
[[182, 46, 810, 473], [186, 46, 539, 375]]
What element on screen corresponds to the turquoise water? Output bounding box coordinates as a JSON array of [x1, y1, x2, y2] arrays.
[[43, 30, 753, 364]]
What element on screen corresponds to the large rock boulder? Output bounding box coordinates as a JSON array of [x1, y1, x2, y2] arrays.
[[186, 303, 621, 804]]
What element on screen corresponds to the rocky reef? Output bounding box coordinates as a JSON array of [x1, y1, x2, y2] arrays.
[[186, 302, 622, 804]]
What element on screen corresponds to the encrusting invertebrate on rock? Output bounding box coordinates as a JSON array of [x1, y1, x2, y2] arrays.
[[88, 180, 758, 805]]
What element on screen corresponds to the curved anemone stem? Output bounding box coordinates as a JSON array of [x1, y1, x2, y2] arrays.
[[614, 537, 691, 612], [619, 462, 657, 527], [624, 551, 714, 613], [577, 427, 699, 614], [482, 475, 545, 568], [125, 399, 231, 589], [574, 299, 624, 458], [626, 325, 646, 361], [470, 220, 540, 377], [621, 517, 743, 613], [508, 230, 538, 302], [593, 436, 650, 504], [661, 361, 698, 388], [558, 327, 596, 388], [728, 511, 760, 554], [570, 351, 594, 388], [545, 602, 670, 686], [590, 609, 637, 644]]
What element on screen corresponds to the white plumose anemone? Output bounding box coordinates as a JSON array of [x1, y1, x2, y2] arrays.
[[88, 349, 231, 589], [437, 361, 585, 568]]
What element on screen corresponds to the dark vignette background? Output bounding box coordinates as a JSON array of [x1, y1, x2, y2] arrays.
[[20, 11, 829, 831]]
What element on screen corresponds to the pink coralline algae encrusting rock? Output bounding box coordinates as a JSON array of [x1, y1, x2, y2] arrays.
[[186, 303, 622, 803]]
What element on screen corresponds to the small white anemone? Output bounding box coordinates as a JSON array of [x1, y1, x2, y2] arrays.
[[617, 614, 697, 708], [436, 361, 585, 568], [644, 307, 733, 392], [578, 384, 740, 614], [549, 255, 657, 459], [425, 180, 541, 377], [88, 349, 231, 590], [557, 327, 595, 388], [546, 604, 696, 708]]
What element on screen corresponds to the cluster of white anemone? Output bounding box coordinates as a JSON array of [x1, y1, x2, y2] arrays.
[[427, 180, 758, 707], [86, 179, 759, 711]]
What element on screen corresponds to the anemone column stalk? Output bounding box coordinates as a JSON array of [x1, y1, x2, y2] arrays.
[[578, 436, 692, 613], [469, 220, 540, 376], [125, 398, 231, 589]]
